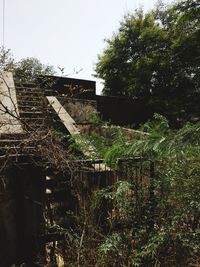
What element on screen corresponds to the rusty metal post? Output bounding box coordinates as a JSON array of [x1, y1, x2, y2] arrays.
[[148, 161, 155, 232]]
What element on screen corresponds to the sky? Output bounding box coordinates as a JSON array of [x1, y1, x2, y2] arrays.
[[0, 0, 174, 94]]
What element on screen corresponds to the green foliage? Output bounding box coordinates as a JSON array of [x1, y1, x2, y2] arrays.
[[0, 47, 15, 71], [45, 116, 200, 266], [98, 233, 127, 266], [88, 112, 105, 126], [14, 57, 55, 83], [52, 133, 86, 160], [101, 117, 200, 266], [0, 47, 55, 83], [101, 114, 200, 161], [95, 0, 200, 123], [75, 115, 200, 266]]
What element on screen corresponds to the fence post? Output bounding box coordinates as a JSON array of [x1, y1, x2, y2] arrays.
[[148, 161, 155, 232]]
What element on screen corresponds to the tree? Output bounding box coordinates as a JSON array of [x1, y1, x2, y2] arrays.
[[95, 0, 200, 123], [0, 47, 56, 83], [0, 47, 15, 72], [14, 57, 55, 83]]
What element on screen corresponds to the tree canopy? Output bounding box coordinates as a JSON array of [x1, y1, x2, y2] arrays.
[[95, 0, 200, 123], [0, 47, 55, 83]]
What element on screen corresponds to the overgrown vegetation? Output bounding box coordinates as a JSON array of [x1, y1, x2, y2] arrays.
[[1, 1, 199, 264], [101, 115, 200, 266], [60, 114, 200, 266]]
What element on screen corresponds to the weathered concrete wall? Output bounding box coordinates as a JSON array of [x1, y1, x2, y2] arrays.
[[0, 72, 23, 134], [59, 97, 97, 124], [0, 164, 44, 266], [47, 96, 80, 135]]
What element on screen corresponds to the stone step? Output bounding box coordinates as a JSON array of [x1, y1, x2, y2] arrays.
[[16, 85, 41, 90], [16, 91, 44, 97], [0, 153, 37, 162], [15, 82, 38, 88], [0, 146, 37, 156], [0, 133, 26, 140], [0, 139, 30, 146], [19, 111, 44, 118], [17, 95, 42, 101], [17, 101, 44, 109], [22, 124, 49, 131], [17, 99, 43, 104], [17, 105, 44, 112], [21, 117, 46, 123]]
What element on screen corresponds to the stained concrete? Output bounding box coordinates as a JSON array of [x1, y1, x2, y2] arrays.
[[0, 72, 23, 134], [47, 96, 109, 165], [47, 96, 80, 135]]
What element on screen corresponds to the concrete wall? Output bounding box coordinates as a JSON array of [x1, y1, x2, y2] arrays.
[[0, 72, 23, 134], [38, 75, 96, 97], [96, 95, 152, 127]]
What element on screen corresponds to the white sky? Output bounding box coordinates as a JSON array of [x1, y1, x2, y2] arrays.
[[0, 0, 174, 94]]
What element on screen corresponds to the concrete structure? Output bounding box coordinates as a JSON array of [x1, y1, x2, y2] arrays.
[[0, 72, 150, 266], [47, 96, 80, 135], [0, 72, 23, 134]]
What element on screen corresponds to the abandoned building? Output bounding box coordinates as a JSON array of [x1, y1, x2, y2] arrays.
[[0, 72, 154, 266]]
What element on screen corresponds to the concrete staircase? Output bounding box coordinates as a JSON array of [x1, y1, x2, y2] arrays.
[[15, 83, 50, 131], [0, 78, 53, 167]]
